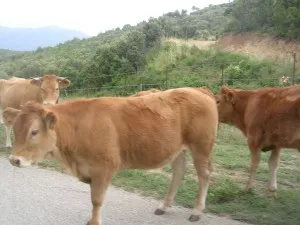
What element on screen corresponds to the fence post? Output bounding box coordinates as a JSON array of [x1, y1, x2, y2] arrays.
[[165, 67, 168, 90], [86, 79, 89, 97], [292, 53, 296, 85], [124, 74, 127, 94], [220, 64, 225, 86]]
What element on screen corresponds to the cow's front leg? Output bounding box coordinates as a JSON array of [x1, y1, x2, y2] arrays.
[[87, 168, 113, 225], [0, 107, 4, 124]]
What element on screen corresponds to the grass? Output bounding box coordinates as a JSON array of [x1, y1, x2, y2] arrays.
[[0, 112, 299, 225]]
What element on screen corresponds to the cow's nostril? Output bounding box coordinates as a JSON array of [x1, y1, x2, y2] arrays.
[[15, 159, 20, 166], [10, 157, 21, 167]]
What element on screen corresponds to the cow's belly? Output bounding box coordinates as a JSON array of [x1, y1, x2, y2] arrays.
[[121, 140, 187, 169], [261, 125, 300, 150]]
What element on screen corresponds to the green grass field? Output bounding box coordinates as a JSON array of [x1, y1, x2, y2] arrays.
[[0, 106, 299, 225]]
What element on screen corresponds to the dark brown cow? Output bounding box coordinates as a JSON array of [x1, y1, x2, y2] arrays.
[[4, 87, 218, 225], [215, 85, 300, 196]]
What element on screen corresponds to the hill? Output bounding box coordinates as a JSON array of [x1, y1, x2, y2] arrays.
[[0, 26, 89, 51], [0, 1, 299, 93], [0, 3, 232, 83]]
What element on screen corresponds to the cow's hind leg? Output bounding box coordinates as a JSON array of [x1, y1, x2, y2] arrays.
[[268, 147, 281, 198], [189, 146, 213, 222], [154, 152, 186, 215], [87, 168, 114, 225], [245, 144, 261, 191]]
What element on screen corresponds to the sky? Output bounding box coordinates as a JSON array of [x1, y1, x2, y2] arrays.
[[0, 0, 229, 36]]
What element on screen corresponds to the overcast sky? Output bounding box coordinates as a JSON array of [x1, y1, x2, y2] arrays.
[[1, 0, 229, 36]]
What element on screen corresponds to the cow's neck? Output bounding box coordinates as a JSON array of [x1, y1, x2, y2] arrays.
[[51, 113, 78, 172], [231, 91, 255, 136]]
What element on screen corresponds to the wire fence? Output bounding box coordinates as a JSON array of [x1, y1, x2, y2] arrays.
[[59, 52, 299, 98], [60, 76, 298, 99]]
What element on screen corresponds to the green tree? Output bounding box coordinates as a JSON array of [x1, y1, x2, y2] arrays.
[[0, 71, 9, 79]]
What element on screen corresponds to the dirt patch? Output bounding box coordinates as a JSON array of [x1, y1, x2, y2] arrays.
[[164, 38, 215, 50], [214, 33, 300, 63]]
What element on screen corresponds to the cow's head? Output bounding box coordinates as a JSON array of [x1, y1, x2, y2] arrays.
[[30, 74, 70, 106], [215, 86, 237, 124], [3, 101, 58, 168]]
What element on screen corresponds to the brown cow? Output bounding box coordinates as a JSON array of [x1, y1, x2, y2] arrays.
[[4, 87, 218, 225], [0, 74, 70, 148], [215, 85, 300, 196]]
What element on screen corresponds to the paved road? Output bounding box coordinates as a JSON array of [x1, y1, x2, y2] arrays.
[[0, 157, 251, 225]]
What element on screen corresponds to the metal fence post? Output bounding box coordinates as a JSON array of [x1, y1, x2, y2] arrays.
[[165, 67, 168, 90], [220, 64, 225, 86], [292, 53, 296, 85]]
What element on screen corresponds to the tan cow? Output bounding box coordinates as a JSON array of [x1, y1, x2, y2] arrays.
[[215, 85, 300, 196], [4, 87, 218, 225], [0, 74, 70, 148]]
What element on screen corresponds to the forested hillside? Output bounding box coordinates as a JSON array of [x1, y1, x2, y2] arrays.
[[0, 3, 232, 89], [0, 0, 299, 94], [225, 0, 300, 39]]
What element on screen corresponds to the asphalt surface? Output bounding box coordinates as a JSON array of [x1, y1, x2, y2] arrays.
[[0, 157, 251, 225]]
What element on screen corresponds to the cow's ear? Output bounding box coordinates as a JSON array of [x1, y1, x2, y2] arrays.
[[221, 86, 235, 103], [57, 77, 71, 89], [3, 107, 21, 126], [30, 77, 42, 87], [214, 94, 220, 104], [44, 111, 57, 129]]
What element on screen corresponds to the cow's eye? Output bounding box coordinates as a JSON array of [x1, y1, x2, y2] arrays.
[[56, 88, 59, 91], [31, 129, 39, 136]]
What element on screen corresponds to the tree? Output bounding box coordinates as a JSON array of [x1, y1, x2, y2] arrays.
[[226, 0, 300, 39], [0, 71, 9, 79]]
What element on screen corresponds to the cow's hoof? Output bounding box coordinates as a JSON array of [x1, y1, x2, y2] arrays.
[[86, 221, 99, 225], [154, 208, 165, 215], [79, 177, 91, 184], [267, 190, 278, 199], [188, 215, 200, 222]]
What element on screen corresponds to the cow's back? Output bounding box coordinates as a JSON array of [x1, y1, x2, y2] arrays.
[[1, 79, 41, 109]]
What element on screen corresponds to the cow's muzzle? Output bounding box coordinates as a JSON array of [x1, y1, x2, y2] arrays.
[[8, 155, 32, 168], [9, 155, 21, 167]]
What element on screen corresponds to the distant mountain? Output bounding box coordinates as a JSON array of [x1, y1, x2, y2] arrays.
[[0, 48, 24, 59], [0, 26, 89, 51]]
